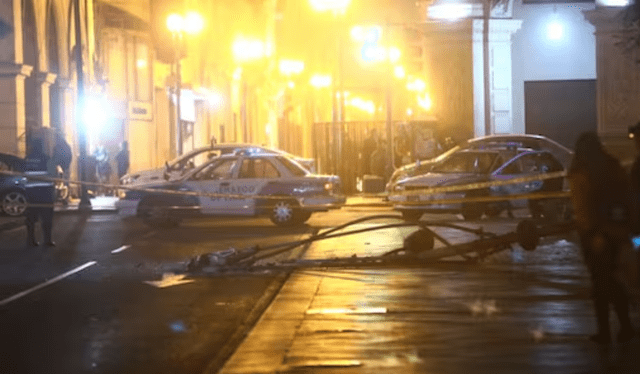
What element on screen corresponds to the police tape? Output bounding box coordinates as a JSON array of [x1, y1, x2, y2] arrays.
[[0, 170, 304, 201], [0, 169, 570, 211], [390, 170, 567, 197]]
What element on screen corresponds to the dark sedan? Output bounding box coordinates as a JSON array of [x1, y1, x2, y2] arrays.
[[0, 153, 28, 217]]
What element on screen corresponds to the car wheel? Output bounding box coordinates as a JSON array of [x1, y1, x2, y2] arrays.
[[462, 203, 483, 221], [270, 199, 301, 226], [401, 210, 423, 222], [1, 189, 28, 217], [138, 199, 179, 228]]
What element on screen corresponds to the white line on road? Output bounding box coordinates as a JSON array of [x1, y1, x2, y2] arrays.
[[0, 261, 97, 307], [111, 245, 131, 254]]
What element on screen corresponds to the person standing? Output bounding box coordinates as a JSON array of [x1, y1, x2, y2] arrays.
[[116, 141, 130, 181], [361, 128, 378, 176], [628, 122, 640, 231], [23, 138, 57, 247], [568, 132, 635, 344]]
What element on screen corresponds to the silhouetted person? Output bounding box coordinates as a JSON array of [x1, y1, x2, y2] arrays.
[[24, 138, 56, 247], [568, 132, 635, 344], [361, 128, 378, 176], [116, 141, 130, 180], [370, 139, 388, 179]]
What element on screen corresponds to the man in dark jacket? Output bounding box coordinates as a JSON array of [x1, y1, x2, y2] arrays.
[[569, 132, 634, 344], [23, 138, 56, 247], [116, 141, 130, 180]]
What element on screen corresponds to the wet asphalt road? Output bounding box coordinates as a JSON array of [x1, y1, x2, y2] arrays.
[[1, 205, 639, 373]]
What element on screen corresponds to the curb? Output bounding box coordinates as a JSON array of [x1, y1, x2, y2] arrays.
[[201, 230, 317, 374]]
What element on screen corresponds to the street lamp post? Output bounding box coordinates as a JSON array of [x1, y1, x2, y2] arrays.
[[167, 12, 204, 156], [310, 0, 351, 176], [73, 0, 90, 207]]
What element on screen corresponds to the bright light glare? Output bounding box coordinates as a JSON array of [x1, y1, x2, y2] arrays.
[[547, 21, 563, 40], [287, 81, 295, 89], [136, 59, 147, 69], [407, 77, 426, 92], [597, 0, 630, 5], [394, 66, 405, 79], [233, 37, 266, 62], [166, 14, 183, 33], [309, 0, 351, 13], [428, 4, 473, 20], [418, 93, 432, 111], [184, 12, 204, 34], [199, 88, 224, 108], [350, 26, 382, 42], [83, 97, 109, 131], [406, 108, 413, 116], [232, 67, 243, 81], [310, 74, 331, 88], [279, 60, 305, 75], [389, 47, 401, 63], [362, 44, 386, 62], [349, 97, 375, 114]]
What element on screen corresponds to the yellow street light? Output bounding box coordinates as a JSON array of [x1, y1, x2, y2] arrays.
[[166, 11, 204, 156], [309, 0, 351, 13], [184, 12, 205, 35], [394, 66, 406, 79], [167, 12, 204, 34], [417, 93, 432, 111], [167, 14, 184, 33], [279, 59, 305, 76], [232, 37, 266, 62], [407, 77, 426, 92], [310, 74, 331, 88]]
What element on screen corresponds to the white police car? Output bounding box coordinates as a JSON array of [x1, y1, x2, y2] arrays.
[[117, 151, 344, 226]]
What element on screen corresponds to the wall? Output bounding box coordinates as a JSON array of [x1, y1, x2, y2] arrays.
[[511, 1, 596, 134]]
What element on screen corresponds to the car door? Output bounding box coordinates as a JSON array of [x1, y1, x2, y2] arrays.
[[235, 157, 282, 215], [491, 153, 544, 195], [184, 157, 246, 215]]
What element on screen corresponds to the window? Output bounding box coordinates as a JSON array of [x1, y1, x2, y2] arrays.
[[277, 156, 308, 177], [239, 158, 280, 179], [193, 159, 237, 180], [432, 152, 497, 174]]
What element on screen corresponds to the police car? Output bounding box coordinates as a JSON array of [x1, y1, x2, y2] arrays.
[[390, 148, 566, 221], [116, 150, 345, 226]]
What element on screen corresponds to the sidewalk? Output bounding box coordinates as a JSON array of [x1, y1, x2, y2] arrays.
[[218, 220, 640, 374]]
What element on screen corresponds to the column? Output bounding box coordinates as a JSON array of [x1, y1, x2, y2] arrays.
[[0, 63, 33, 156], [0, 0, 29, 156], [584, 8, 640, 136], [36, 71, 57, 128], [473, 18, 522, 136]]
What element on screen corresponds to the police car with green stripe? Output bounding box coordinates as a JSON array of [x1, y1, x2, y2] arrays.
[[117, 150, 344, 227]]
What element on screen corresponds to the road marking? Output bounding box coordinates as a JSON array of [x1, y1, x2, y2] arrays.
[[0, 261, 97, 306], [111, 245, 131, 254]]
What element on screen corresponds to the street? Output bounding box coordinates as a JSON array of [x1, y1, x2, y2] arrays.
[[1, 202, 640, 374]]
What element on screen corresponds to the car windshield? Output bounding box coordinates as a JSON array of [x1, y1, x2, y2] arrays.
[[431, 152, 499, 174], [167, 148, 217, 171], [276, 156, 308, 177]]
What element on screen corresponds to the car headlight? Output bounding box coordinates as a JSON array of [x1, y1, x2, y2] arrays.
[[394, 185, 406, 192], [324, 182, 334, 191]]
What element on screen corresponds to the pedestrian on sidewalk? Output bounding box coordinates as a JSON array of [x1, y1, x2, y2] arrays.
[[23, 138, 56, 247], [116, 141, 130, 181], [568, 132, 635, 344]]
